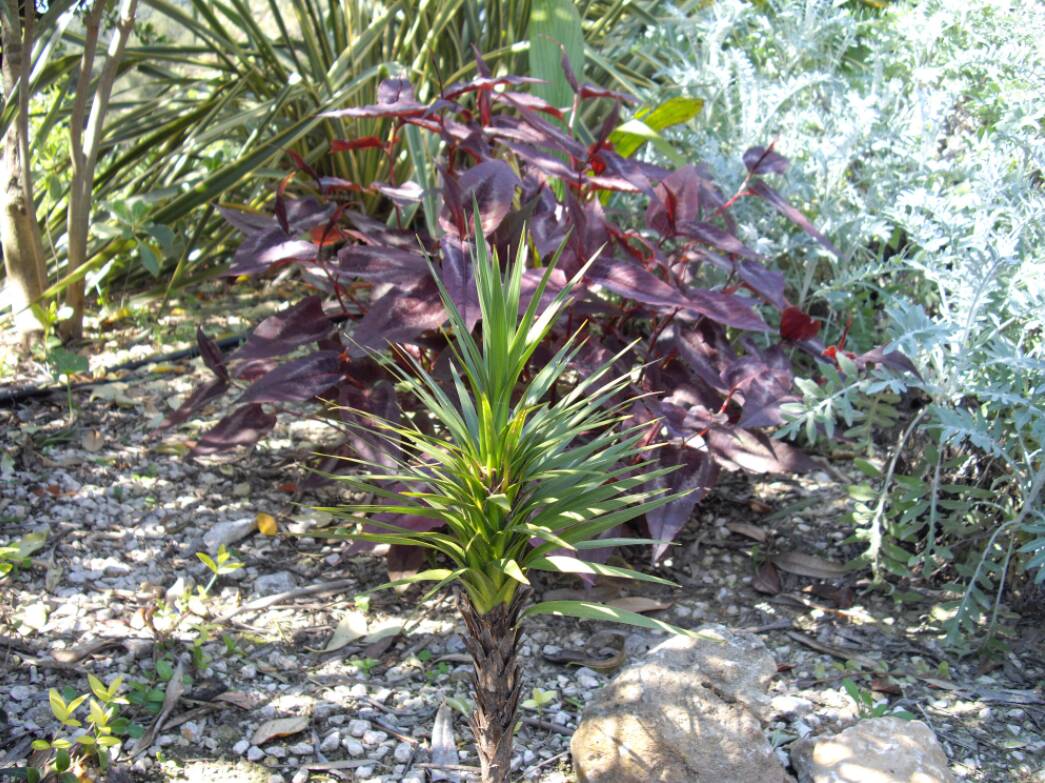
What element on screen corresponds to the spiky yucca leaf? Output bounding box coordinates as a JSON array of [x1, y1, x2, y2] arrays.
[[322, 213, 693, 627]]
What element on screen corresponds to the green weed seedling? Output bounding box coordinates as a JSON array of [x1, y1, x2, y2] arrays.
[[842, 678, 915, 721], [521, 687, 557, 718], [196, 544, 243, 596], [0, 531, 47, 579], [28, 675, 143, 782]]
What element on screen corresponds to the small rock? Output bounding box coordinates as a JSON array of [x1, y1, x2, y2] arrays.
[[291, 769, 309, 783], [246, 745, 265, 762], [203, 517, 257, 549], [342, 738, 364, 757], [288, 741, 314, 755], [348, 719, 370, 737], [319, 731, 341, 752], [253, 571, 297, 596], [354, 767, 373, 779], [361, 729, 387, 746], [393, 742, 413, 763], [9, 685, 31, 701], [770, 695, 814, 719], [791, 717, 955, 783], [575, 667, 601, 690], [233, 739, 250, 755]]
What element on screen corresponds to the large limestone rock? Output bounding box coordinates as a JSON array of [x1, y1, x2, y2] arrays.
[[571, 624, 792, 783], [791, 716, 955, 783]]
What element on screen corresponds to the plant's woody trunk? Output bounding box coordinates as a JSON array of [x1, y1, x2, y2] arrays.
[[0, 8, 47, 346], [458, 589, 527, 783]]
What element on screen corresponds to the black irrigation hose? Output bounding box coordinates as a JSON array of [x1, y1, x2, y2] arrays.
[[0, 333, 248, 408]]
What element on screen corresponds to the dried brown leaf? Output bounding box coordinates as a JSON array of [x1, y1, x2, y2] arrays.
[[771, 551, 847, 580], [252, 716, 309, 745]]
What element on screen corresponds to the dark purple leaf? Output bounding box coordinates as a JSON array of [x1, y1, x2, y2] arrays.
[[725, 352, 795, 428], [645, 446, 719, 562], [192, 404, 277, 456], [736, 259, 788, 309], [371, 181, 423, 204], [348, 278, 448, 357], [455, 160, 521, 236], [856, 347, 921, 379], [561, 49, 580, 93], [227, 227, 317, 277], [645, 165, 710, 235], [322, 79, 426, 119], [591, 260, 769, 331], [197, 327, 229, 382], [232, 297, 333, 363], [442, 75, 542, 101], [337, 245, 430, 287], [679, 220, 760, 260], [687, 289, 771, 332], [238, 351, 343, 404], [496, 91, 564, 119], [378, 78, 415, 105], [707, 426, 819, 474], [219, 206, 272, 235], [742, 145, 790, 175], [748, 179, 841, 257], [160, 378, 229, 429], [440, 236, 480, 331]]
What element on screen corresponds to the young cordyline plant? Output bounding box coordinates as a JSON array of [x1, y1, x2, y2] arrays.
[[320, 214, 696, 783]]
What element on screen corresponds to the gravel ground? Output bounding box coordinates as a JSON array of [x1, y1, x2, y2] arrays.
[[1, 303, 1043, 782]]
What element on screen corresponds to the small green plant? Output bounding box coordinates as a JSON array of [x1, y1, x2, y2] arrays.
[[842, 678, 915, 721], [520, 687, 558, 718], [349, 657, 380, 678], [0, 531, 47, 578], [195, 544, 243, 596], [29, 675, 142, 781], [45, 346, 89, 416]]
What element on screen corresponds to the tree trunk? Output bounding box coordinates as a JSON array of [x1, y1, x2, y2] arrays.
[[61, 0, 138, 341], [458, 589, 527, 783], [1, 9, 47, 347]]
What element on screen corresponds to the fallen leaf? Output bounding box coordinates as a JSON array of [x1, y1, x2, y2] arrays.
[[605, 596, 671, 613], [256, 512, 278, 536], [749, 499, 772, 514], [752, 561, 782, 595], [252, 716, 309, 745], [362, 619, 405, 644], [771, 551, 847, 580], [81, 430, 104, 452], [321, 611, 369, 652], [215, 691, 258, 709], [430, 702, 460, 783], [726, 521, 768, 542], [52, 638, 123, 664], [130, 661, 185, 758]]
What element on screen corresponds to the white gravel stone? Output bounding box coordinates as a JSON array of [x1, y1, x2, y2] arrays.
[[253, 571, 297, 595], [288, 741, 313, 755], [342, 738, 364, 756], [202, 517, 256, 549], [8, 685, 31, 701], [348, 719, 370, 737], [291, 769, 309, 783], [319, 731, 341, 752], [393, 742, 413, 763], [233, 739, 250, 755], [246, 745, 266, 762], [361, 729, 387, 746]]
